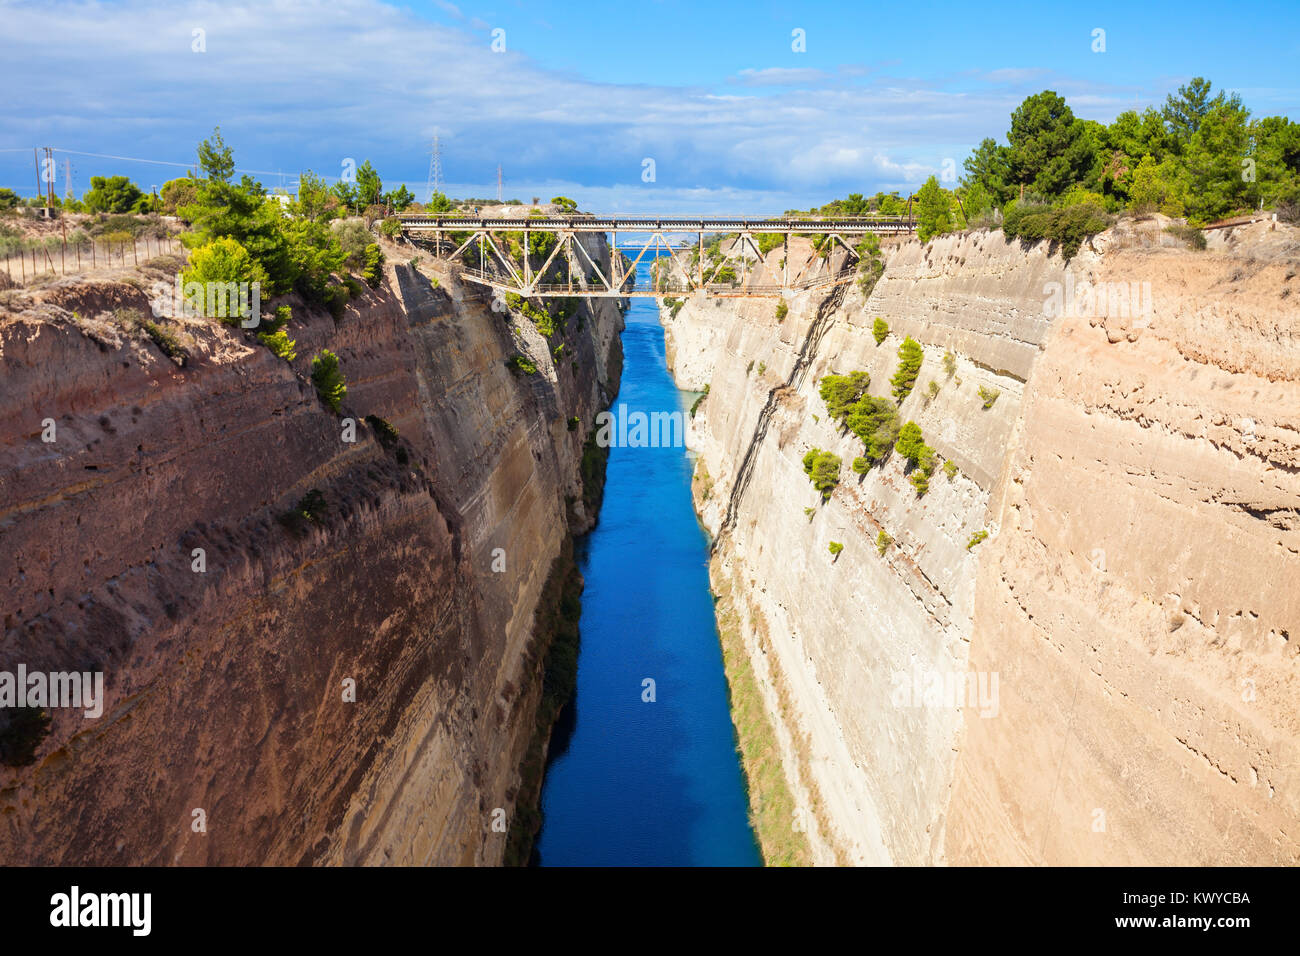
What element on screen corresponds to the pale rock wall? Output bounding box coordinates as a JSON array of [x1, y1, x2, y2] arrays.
[[665, 220, 1300, 865]]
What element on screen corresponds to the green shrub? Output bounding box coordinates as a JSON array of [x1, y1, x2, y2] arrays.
[[896, 421, 936, 496], [967, 529, 989, 550], [362, 243, 384, 287], [1002, 201, 1112, 261], [181, 237, 269, 322], [141, 319, 188, 365], [802, 448, 842, 500], [379, 216, 402, 239], [942, 351, 956, 377], [828, 541, 843, 557], [943, 459, 958, 480], [775, 299, 789, 322], [851, 457, 870, 474], [278, 488, 328, 536], [819, 369, 900, 465], [1164, 222, 1207, 250], [804, 506, 815, 522], [507, 354, 538, 375], [689, 384, 710, 418], [257, 328, 297, 362], [365, 414, 399, 449], [872, 317, 889, 345], [0, 707, 52, 766], [890, 336, 924, 404], [819, 371, 871, 418], [746, 359, 755, 375], [876, 530, 892, 556], [926, 380, 940, 402], [757, 361, 767, 375], [567, 416, 580, 432], [310, 349, 347, 411], [978, 385, 1001, 409]]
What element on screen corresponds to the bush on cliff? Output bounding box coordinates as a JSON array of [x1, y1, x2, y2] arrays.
[[872, 317, 889, 345], [0, 707, 52, 767], [896, 420, 937, 496], [181, 236, 269, 322], [818, 369, 900, 466], [802, 448, 842, 500], [890, 336, 924, 404], [310, 350, 347, 412], [819, 371, 871, 419]]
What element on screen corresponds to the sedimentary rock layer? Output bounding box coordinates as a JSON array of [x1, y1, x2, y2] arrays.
[[666, 220, 1299, 865], [0, 238, 623, 865]]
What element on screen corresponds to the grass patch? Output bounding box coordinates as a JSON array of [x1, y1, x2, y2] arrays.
[[713, 577, 813, 867]]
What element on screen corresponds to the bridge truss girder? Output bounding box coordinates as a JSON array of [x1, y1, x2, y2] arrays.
[[411, 225, 865, 299]]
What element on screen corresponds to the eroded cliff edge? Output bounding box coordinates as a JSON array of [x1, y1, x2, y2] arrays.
[[663, 219, 1299, 865], [0, 234, 623, 865]]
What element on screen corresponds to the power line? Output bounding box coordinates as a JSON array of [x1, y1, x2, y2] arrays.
[[44, 148, 349, 183]]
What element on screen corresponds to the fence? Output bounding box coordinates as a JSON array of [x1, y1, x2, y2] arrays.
[[1, 234, 185, 286]]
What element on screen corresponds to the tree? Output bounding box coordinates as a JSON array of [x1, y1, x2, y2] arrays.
[[890, 336, 924, 404], [426, 191, 455, 213], [83, 175, 145, 213], [1005, 91, 1099, 197], [802, 448, 842, 500], [384, 184, 415, 210], [916, 175, 952, 242], [872, 317, 889, 345], [294, 170, 336, 222], [895, 421, 926, 462], [311, 350, 348, 412], [160, 176, 199, 216], [551, 196, 578, 213], [819, 371, 871, 419], [962, 137, 1013, 207], [332, 180, 358, 214], [0, 187, 19, 209], [1163, 77, 1241, 144], [197, 126, 235, 183], [238, 174, 266, 197], [355, 161, 382, 208], [183, 236, 269, 288]]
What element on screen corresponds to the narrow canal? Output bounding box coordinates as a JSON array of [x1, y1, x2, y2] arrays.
[[534, 256, 761, 866]]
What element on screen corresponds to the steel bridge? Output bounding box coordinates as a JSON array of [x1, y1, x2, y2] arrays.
[[397, 215, 914, 298]]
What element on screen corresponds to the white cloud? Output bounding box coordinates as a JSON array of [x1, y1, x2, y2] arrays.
[[0, 0, 1155, 208]]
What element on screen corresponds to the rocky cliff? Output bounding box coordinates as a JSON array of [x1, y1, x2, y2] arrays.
[[0, 233, 623, 865], [663, 218, 1299, 865]]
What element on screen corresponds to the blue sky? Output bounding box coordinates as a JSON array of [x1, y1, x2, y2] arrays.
[[2, 0, 1298, 214]]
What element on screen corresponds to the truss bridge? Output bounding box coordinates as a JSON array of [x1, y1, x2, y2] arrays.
[[397, 215, 914, 298]]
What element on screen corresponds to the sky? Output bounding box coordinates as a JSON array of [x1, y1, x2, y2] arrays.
[[2, 0, 1299, 215]]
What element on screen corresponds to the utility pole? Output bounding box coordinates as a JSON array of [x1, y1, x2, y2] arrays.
[[44, 147, 55, 207], [63, 158, 73, 201], [426, 129, 442, 202], [34, 148, 42, 206]]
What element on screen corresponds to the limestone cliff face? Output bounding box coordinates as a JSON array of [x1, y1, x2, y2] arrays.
[[663, 219, 1299, 865], [0, 237, 623, 865]]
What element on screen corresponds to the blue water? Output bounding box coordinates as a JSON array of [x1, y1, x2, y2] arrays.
[[534, 260, 761, 867]]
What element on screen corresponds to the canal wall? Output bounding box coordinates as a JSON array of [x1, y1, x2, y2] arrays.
[[663, 218, 1300, 865]]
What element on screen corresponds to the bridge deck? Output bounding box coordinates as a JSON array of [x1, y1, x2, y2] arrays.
[[399, 215, 915, 233]]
